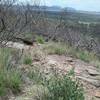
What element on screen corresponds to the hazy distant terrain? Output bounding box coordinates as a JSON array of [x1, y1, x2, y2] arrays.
[[32, 6, 100, 22]]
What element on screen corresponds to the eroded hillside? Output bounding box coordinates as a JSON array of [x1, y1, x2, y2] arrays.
[[1, 41, 99, 100]]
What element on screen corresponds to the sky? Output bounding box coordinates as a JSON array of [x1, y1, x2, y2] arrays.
[[19, 0, 100, 12]]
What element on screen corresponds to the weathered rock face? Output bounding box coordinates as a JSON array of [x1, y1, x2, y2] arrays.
[[6, 41, 30, 50], [77, 76, 100, 87], [86, 68, 100, 76]]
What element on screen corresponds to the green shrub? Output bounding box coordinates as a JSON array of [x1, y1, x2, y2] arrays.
[[45, 74, 84, 100], [54, 47, 67, 55], [36, 36, 45, 44], [23, 56, 32, 65], [77, 51, 90, 62]]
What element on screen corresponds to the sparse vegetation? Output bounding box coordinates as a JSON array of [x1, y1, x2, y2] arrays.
[[0, 48, 22, 96], [0, 70, 22, 95], [43, 42, 100, 68], [45, 74, 84, 100], [43, 42, 67, 55], [27, 64, 84, 100], [76, 50, 97, 62], [28, 65, 44, 84], [23, 56, 32, 65], [36, 36, 45, 44]]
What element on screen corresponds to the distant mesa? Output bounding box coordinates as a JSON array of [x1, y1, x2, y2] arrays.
[[32, 6, 76, 12]]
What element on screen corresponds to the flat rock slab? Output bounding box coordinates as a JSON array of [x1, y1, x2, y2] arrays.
[[77, 76, 100, 87], [6, 41, 30, 50], [86, 69, 100, 76], [94, 91, 100, 98]]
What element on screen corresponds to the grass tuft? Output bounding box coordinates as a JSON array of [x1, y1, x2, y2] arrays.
[[0, 48, 22, 96], [23, 56, 32, 65]]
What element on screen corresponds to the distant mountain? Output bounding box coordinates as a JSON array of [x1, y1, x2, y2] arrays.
[[31, 6, 76, 12], [62, 7, 76, 12], [77, 10, 100, 15], [42, 6, 62, 12], [14, 5, 100, 15]]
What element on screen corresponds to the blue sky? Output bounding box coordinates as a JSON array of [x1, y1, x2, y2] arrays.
[[19, 0, 100, 11]]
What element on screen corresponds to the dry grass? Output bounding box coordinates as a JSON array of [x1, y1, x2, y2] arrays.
[[43, 42, 100, 69], [0, 48, 22, 96]]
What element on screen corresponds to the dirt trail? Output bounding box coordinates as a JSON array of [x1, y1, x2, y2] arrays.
[[8, 42, 100, 100], [46, 55, 100, 100]]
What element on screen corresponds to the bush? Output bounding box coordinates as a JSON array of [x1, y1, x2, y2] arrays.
[[36, 36, 45, 44], [45, 74, 84, 100], [77, 51, 90, 62], [54, 47, 67, 55]]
